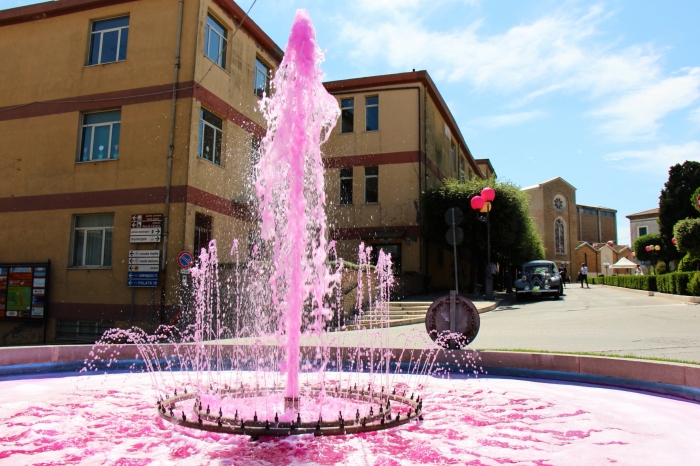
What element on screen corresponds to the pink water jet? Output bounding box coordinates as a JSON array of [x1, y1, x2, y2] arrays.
[[255, 9, 340, 401]]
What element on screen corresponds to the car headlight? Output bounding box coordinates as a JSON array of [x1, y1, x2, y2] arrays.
[[522, 275, 527, 281], [545, 285, 550, 289]]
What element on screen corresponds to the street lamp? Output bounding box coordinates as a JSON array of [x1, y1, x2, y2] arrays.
[[471, 187, 496, 299], [603, 261, 610, 276], [645, 245, 661, 274]]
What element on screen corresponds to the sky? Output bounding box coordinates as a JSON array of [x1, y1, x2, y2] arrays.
[[4, 0, 700, 246]]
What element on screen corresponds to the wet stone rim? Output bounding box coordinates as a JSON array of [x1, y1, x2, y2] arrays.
[[157, 385, 424, 437]]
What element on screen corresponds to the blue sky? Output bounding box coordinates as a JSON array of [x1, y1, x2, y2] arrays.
[[4, 0, 700, 245]]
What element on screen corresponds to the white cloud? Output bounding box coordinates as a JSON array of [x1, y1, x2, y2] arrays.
[[691, 107, 700, 125], [605, 141, 700, 170], [592, 68, 700, 141], [336, 3, 700, 142], [471, 110, 545, 129]]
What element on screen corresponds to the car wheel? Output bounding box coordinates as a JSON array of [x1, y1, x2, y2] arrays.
[[553, 287, 561, 300]]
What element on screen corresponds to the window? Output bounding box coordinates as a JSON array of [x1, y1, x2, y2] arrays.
[[450, 142, 457, 172], [79, 110, 121, 161], [553, 195, 566, 213], [194, 213, 213, 257], [250, 136, 261, 178], [341, 98, 354, 133], [638, 226, 648, 237], [71, 214, 113, 267], [339, 168, 353, 205], [555, 218, 566, 254], [365, 96, 378, 131], [204, 14, 227, 69], [371, 244, 402, 274], [364, 166, 378, 203], [198, 109, 223, 165], [88, 16, 129, 65], [601, 211, 615, 217], [458, 157, 465, 182], [254, 58, 271, 98]]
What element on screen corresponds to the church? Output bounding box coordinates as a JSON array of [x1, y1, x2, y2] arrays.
[[523, 178, 632, 276]]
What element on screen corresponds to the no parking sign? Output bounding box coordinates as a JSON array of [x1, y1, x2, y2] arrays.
[[177, 251, 194, 269]]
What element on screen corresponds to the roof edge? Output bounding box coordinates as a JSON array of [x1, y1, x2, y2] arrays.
[[323, 71, 484, 179]]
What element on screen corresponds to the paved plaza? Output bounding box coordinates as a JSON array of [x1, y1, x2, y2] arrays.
[[315, 285, 700, 363]]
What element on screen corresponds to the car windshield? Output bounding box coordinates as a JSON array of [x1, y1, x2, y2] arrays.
[[524, 264, 553, 274]]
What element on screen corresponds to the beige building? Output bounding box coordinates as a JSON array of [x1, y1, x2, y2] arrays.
[[0, 0, 281, 344], [322, 71, 487, 291], [627, 208, 659, 244], [577, 204, 618, 244]]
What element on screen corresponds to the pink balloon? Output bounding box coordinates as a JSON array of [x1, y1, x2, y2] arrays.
[[672, 237, 677, 244], [481, 187, 496, 202], [645, 246, 651, 252], [471, 196, 485, 211], [631, 252, 636, 257]]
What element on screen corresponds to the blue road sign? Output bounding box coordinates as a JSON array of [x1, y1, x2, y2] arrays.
[[127, 272, 159, 280], [127, 279, 159, 287]]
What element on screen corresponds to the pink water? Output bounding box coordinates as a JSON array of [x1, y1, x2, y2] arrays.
[[1, 373, 698, 465], [254, 9, 340, 400]]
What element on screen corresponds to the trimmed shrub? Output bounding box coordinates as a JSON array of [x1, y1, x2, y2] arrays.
[[656, 261, 668, 275], [678, 251, 700, 272], [688, 274, 700, 296]]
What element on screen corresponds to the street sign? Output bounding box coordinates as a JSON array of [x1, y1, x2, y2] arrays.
[[127, 279, 159, 287], [177, 251, 194, 269], [445, 207, 464, 226], [127, 272, 159, 280], [130, 228, 162, 236], [129, 250, 160, 258], [446, 226, 464, 246], [131, 214, 163, 222], [180, 268, 191, 275], [128, 264, 159, 272], [130, 235, 161, 243], [128, 257, 159, 265]]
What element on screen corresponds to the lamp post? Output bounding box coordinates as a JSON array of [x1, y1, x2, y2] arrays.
[[471, 187, 496, 299], [645, 245, 661, 274], [604, 261, 610, 276]]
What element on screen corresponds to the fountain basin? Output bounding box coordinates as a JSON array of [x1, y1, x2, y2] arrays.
[[1, 346, 699, 465]]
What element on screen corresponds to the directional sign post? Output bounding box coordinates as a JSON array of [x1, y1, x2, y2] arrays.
[[130, 214, 163, 243], [127, 249, 160, 287]]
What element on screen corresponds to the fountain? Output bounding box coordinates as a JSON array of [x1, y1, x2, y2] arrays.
[[1, 9, 700, 465]]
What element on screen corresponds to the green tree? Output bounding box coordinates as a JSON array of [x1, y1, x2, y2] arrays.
[[633, 233, 662, 262], [658, 161, 700, 261], [422, 177, 544, 283], [673, 218, 700, 253]]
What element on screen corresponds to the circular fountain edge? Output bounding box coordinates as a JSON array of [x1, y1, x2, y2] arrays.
[[0, 345, 698, 402]]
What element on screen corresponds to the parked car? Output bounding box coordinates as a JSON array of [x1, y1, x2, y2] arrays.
[[514, 260, 563, 300]]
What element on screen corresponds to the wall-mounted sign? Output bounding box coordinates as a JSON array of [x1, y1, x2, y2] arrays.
[[127, 250, 159, 287], [177, 251, 194, 269], [130, 213, 163, 243], [0, 263, 49, 320]]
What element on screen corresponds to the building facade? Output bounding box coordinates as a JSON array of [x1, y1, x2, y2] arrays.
[[627, 208, 660, 244], [322, 71, 487, 291], [0, 0, 281, 344], [577, 204, 617, 244]]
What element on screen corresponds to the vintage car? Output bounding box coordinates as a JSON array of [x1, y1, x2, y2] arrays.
[[514, 260, 563, 300]]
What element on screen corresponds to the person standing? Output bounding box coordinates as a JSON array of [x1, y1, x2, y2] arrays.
[[559, 263, 567, 288], [635, 265, 644, 276], [580, 263, 589, 288]]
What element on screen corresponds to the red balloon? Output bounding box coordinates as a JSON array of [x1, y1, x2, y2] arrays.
[[607, 240, 613, 246], [645, 245, 651, 252], [672, 237, 677, 244], [471, 196, 485, 211], [481, 187, 496, 202]]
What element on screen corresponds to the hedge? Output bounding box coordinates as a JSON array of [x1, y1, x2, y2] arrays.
[[590, 272, 700, 295]]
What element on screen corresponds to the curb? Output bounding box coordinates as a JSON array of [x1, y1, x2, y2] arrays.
[[597, 284, 700, 304]]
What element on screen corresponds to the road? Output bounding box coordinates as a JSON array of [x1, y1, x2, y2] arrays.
[[314, 285, 700, 363]]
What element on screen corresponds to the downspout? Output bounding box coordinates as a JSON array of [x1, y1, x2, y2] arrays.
[[417, 86, 422, 276], [161, 0, 185, 301], [423, 83, 429, 281]]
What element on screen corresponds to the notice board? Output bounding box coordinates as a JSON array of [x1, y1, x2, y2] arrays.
[[0, 262, 50, 320]]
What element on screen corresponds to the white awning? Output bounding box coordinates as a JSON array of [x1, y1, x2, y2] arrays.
[[610, 257, 638, 269]]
